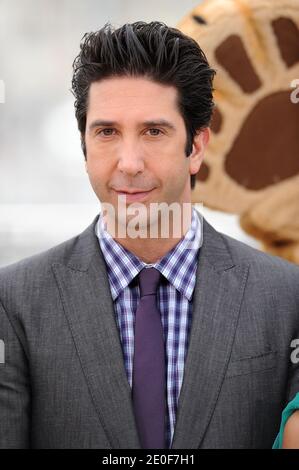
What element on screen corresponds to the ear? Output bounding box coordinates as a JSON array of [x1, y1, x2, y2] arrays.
[[189, 128, 210, 177], [81, 132, 88, 173]]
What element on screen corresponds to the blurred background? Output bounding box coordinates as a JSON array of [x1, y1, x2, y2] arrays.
[[0, 0, 259, 267]]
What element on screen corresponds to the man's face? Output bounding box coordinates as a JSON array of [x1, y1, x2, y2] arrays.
[[84, 76, 207, 232]]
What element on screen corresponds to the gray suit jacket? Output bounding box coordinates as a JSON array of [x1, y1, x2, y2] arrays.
[[0, 210, 299, 449]]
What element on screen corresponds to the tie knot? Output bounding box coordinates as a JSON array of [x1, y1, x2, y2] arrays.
[[138, 267, 161, 297]]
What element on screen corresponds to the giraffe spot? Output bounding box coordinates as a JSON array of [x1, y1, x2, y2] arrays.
[[271, 239, 292, 247], [225, 91, 299, 190], [192, 15, 207, 25], [215, 35, 262, 93], [272, 17, 299, 68], [197, 161, 210, 182], [210, 107, 223, 134]]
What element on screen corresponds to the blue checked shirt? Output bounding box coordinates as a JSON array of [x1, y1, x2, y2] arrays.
[[95, 206, 203, 448]]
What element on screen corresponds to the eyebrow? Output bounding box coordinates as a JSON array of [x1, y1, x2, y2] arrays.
[[88, 119, 176, 132]]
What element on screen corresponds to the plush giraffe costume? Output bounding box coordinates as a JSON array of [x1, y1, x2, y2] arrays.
[[178, 0, 299, 264]]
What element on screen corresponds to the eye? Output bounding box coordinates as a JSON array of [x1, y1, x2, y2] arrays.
[[97, 128, 116, 136], [146, 128, 163, 136]]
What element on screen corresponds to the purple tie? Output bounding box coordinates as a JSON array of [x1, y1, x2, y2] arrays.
[[132, 267, 166, 449]]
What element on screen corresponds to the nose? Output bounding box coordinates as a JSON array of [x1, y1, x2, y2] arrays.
[[117, 138, 145, 176]]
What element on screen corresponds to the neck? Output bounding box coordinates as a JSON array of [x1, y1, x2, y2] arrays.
[[103, 204, 193, 264]]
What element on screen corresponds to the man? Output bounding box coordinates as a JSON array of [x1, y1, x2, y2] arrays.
[[0, 21, 299, 449]]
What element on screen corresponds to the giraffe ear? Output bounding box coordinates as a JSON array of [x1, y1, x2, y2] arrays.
[[178, 0, 299, 264]]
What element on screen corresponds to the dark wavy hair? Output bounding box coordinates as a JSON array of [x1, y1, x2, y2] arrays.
[[71, 21, 216, 190]]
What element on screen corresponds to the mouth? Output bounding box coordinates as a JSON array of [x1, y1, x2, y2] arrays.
[[113, 188, 155, 202]]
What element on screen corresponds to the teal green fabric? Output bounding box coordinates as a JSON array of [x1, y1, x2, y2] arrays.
[[272, 392, 299, 449]]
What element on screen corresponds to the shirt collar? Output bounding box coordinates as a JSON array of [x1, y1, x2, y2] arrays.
[[95, 206, 203, 301]]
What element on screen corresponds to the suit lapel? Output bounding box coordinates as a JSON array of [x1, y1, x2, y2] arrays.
[[171, 213, 250, 448], [52, 210, 249, 449], [52, 217, 141, 449]]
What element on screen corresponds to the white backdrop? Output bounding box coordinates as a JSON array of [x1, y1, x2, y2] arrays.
[[0, 0, 259, 267]]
